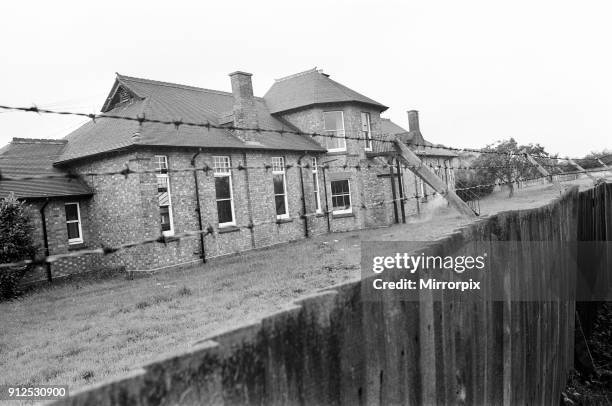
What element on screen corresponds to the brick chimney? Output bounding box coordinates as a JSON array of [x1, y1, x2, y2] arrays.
[[407, 110, 420, 133], [407, 110, 425, 145], [229, 71, 258, 142]]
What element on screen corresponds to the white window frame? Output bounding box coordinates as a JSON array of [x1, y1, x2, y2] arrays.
[[323, 111, 346, 152], [272, 157, 289, 219], [331, 179, 352, 215], [361, 112, 373, 151], [155, 155, 174, 236], [312, 157, 322, 213], [65, 202, 83, 244], [213, 156, 236, 227]]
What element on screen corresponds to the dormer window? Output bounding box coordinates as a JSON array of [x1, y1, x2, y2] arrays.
[[108, 86, 132, 109], [323, 111, 346, 152]]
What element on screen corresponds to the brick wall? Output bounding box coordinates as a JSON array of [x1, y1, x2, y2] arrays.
[[281, 104, 395, 231], [26, 104, 459, 275], [25, 199, 95, 283]]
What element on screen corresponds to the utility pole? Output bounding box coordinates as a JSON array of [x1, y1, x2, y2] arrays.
[[596, 158, 612, 177], [567, 158, 596, 182], [522, 151, 561, 188]]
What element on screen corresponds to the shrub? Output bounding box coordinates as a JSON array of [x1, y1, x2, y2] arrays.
[[0, 193, 36, 300], [455, 170, 496, 201]]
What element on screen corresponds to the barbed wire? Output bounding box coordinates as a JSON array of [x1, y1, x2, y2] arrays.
[[3, 166, 594, 270], [0, 103, 609, 270], [0, 190, 440, 270], [0, 104, 395, 145], [0, 165, 606, 270], [0, 104, 609, 162], [453, 168, 603, 192], [0, 158, 576, 183]]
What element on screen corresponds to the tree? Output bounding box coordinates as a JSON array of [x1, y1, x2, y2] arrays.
[[0, 193, 36, 300], [458, 138, 556, 198], [579, 149, 612, 169]]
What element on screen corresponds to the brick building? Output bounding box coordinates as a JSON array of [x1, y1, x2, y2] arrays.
[[0, 68, 457, 280]]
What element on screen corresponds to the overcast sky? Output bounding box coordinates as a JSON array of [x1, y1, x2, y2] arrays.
[[1, 0, 610, 157]]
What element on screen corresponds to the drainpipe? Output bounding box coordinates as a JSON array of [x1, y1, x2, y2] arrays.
[[39, 199, 52, 282], [191, 149, 206, 263], [414, 176, 421, 216], [298, 153, 309, 238], [321, 159, 337, 233], [243, 151, 256, 249]]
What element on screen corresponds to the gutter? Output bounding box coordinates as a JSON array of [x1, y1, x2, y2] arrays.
[[191, 149, 206, 263], [39, 199, 52, 282]]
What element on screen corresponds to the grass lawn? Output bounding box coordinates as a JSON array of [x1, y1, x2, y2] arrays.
[[0, 181, 586, 391]]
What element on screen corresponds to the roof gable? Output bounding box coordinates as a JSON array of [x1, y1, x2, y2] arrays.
[[264, 68, 388, 114], [56, 74, 326, 163]]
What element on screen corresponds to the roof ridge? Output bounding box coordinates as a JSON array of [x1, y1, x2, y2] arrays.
[[117, 74, 234, 97], [117, 74, 267, 100], [12, 138, 68, 144], [274, 68, 321, 82]]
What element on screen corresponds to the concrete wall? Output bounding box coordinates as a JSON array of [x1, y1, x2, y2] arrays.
[[52, 183, 610, 406]]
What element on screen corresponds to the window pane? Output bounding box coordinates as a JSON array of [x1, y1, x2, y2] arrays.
[[157, 176, 168, 192], [275, 195, 287, 216], [155, 156, 168, 174], [272, 157, 285, 172], [215, 177, 231, 200], [331, 180, 348, 195], [361, 112, 370, 131], [158, 191, 169, 207], [332, 195, 350, 210], [213, 156, 231, 174], [67, 222, 80, 240], [341, 195, 351, 208], [160, 206, 171, 231], [273, 174, 285, 195], [217, 200, 234, 224], [65, 204, 78, 221], [326, 135, 340, 150], [332, 196, 343, 209], [324, 111, 342, 131]]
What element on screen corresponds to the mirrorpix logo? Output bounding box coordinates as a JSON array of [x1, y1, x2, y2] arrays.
[[370, 252, 488, 291]]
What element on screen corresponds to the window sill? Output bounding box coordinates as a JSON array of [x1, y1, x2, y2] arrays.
[[276, 218, 293, 225], [332, 212, 355, 219], [218, 226, 240, 234], [68, 242, 87, 251], [325, 151, 348, 156]]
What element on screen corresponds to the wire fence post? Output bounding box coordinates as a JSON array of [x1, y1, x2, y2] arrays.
[[393, 138, 477, 218]]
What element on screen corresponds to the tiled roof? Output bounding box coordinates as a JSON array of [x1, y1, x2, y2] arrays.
[[377, 118, 458, 158], [0, 139, 92, 200], [264, 69, 388, 114], [56, 74, 326, 164]]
